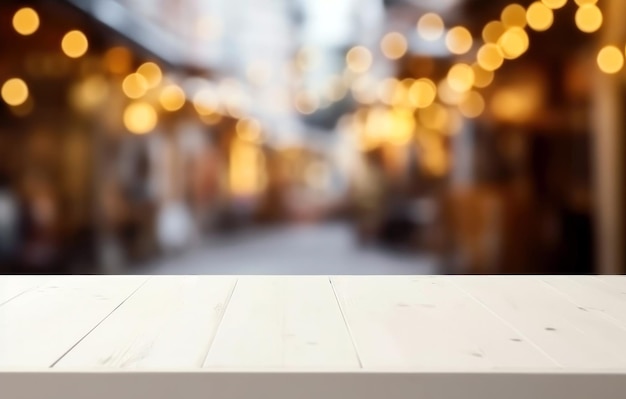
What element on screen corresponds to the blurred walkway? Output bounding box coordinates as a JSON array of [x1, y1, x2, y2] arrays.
[[135, 222, 438, 275]]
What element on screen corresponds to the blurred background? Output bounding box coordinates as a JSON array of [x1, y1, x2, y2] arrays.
[[0, 0, 624, 275]]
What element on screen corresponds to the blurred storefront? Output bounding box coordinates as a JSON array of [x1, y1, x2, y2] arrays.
[[0, 0, 624, 274]]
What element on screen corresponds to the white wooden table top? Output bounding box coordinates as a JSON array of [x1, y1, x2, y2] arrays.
[[1, 275, 626, 399]]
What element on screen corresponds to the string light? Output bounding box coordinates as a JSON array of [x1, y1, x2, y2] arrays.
[[446, 26, 473, 55], [137, 62, 162, 89], [346, 46, 373, 73], [159, 84, 186, 111], [501, 4, 528, 28], [597, 46, 624, 74], [193, 88, 219, 115], [483, 21, 505, 43], [459, 91, 485, 118], [575, 4, 603, 33], [447, 64, 475, 93], [13, 7, 39, 36], [498, 27, 529, 59], [61, 30, 88, 58], [438, 79, 468, 105], [236, 118, 262, 142], [295, 91, 320, 114], [381, 32, 408, 60], [541, 0, 567, 9], [418, 103, 449, 131], [472, 64, 495, 88], [1, 78, 29, 106], [417, 13, 445, 41], [123, 102, 157, 134], [409, 78, 437, 108], [70, 75, 109, 112], [527, 2, 554, 31], [377, 78, 400, 105], [477, 43, 504, 71], [122, 73, 148, 99], [104, 47, 132, 74]]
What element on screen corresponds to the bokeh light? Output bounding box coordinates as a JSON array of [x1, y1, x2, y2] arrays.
[[295, 92, 320, 114], [104, 47, 132, 74], [491, 86, 540, 123], [409, 78, 437, 108], [541, 0, 567, 9], [296, 46, 320, 71], [61, 30, 88, 58], [346, 46, 373, 74], [236, 118, 262, 142], [387, 108, 416, 146], [418, 103, 449, 131], [438, 79, 468, 105], [459, 91, 485, 118], [1, 78, 29, 106], [472, 64, 495, 88], [501, 4, 528, 28], [597, 46, 624, 74], [447, 64, 474, 93], [498, 27, 529, 59], [381, 32, 408, 60], [137, 62, 162, 89], [377, 78, 399, 105], [159, 85, 186, 111], [445, 26, 473, 55], [575, 4, 603, 33], [527, 2, 554, 32], [13, 7, 39, 36], [70, 75, 109, 112], [193, 88, 219, 115], [122, 73, 148, 99], [417, 13, 445, 41], [477, 43, 504, 71], [123, 102, 158, 134], [482, 21, 505, 43]]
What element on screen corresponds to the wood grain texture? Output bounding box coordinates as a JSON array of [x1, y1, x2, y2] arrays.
[[451, 276, 626, 368], [203, 276, 359, 369], [331, 276, 557, 370], [0, 276, 56, 307], [540, 276, 626, 329], [1, 275, 626, 377], [54, 276, 237, 369], [0, 276, 148, 368]]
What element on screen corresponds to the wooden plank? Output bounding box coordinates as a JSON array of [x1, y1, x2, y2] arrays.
[[54, 276, 237, 369], [451, 276, 626, 368], [2, 370, 626, 399], [331, 276, 556, 370], [0, 276, 56, 307], [0, 276, 148, 368], [203, 276, 359, 369], [540, 276, 626, 329]]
